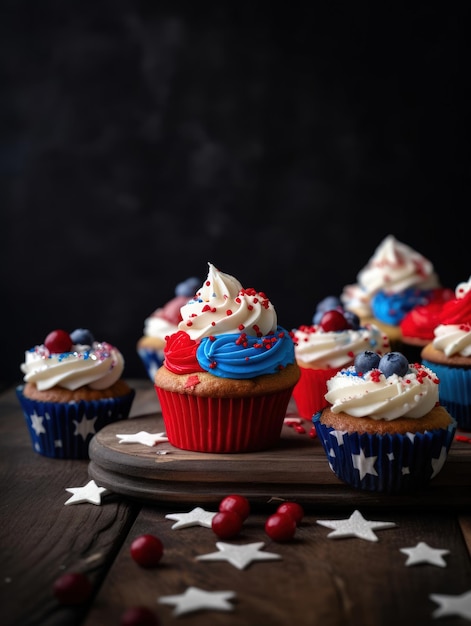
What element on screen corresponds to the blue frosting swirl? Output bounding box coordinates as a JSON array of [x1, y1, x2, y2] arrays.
[[371, 288, 432, 325], [196, 325, 295, 379]]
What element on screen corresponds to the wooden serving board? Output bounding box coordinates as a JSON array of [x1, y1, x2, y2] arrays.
[[88, 408, 471, 510]]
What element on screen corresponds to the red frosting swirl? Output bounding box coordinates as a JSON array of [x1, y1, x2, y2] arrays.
[[438, 290, 471, 325], [400, 288, 454, 340], [163, 331, 205, 374]]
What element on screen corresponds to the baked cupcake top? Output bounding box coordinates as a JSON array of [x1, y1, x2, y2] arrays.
[[20, 328, 125, 391], [161, 263, 297, 380], [324, 351, 440, 421], [429, 277, 471, 358], [293, 296, 390, 369], [341, 235, 440, 319]]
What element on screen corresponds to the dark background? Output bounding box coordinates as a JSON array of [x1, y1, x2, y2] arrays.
[[1, 1, 469, 389]]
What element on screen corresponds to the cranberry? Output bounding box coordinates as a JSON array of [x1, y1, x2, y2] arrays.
[[265, 512, 297, 542], [276, 502, 305, 525], [120, 606, 160, 626], [130, 535, 164, 568], [211, 510, 243, 539], [52, 572, 92, 605], [44, 329, 73, 353], [320, 310, 351, 332], [219, 494, 250, 521]]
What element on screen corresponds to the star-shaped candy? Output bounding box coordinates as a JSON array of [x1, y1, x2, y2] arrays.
[[64, 479, 107, 505], [158, 586, 236, 616], [196, 541, 282, 570], [116, 431, 169, 446], [430, 590, 471, 619], [316, 509, 396, 542], [400, 542, 450, 567], [165, 507, 217, 529]]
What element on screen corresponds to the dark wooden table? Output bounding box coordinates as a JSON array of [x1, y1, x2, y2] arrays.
[[2, 380, 471, 626]]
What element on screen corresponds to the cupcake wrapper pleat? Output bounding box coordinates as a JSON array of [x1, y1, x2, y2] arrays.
[[422, 360, 471, 430]]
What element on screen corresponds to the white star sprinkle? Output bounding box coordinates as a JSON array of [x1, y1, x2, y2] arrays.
[[73, 416, 97, 440], [116, 431, 169, 446], [400, 542, 450, 567], [64, 479, 107, 505], [30, 412, 46, 436], [158, 586, 236, 616], [431, 446, 448, 478], [196, 541, 281, 570], [316, 509, 396, 542], [430, 590, 471, 619], [165, 507, 217, 529], [351, 448, 378, 480]]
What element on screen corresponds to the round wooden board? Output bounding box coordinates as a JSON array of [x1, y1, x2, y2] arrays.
[[87, 413, 471, 509]]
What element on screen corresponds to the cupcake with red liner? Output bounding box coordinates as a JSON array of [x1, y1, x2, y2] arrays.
[[421, 277, 471, 430], [154, 263, 300, 453], [137, 276, 201, 381], [291, 296, 390, 420], [17, 328, 135, 459], [313, 350, 456, 493]]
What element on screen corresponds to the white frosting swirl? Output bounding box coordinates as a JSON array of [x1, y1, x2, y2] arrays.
[[432, 324, 471, 357], [21, 341, 125, 391], [178, 263, 277, 340], [324, 363, 439, 420], [143, 316, 179, 341], [293, 323, 389, 369]]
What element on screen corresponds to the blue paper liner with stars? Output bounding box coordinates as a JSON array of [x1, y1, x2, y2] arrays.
[[313, 411, 457, 493]]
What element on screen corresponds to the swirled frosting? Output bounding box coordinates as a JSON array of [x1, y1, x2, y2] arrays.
[[21, 341, 125, 391], [293, 323, 390, 369], [324, 362, 440, 420], [400, 288, 455, 341], [431, 277, 471, 357], [143, 277, 200, 340], [178, 263, 277, 340], [163, 263, 296, 379]]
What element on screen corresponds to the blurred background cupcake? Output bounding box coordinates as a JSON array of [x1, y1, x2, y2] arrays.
[[313, 350, 456, 493], [137, 276, 200, 382], [17, 328, 135, 459], [421, 276, 471, 431], [291, 296, 390, 420], [154, 262, 300, 453]]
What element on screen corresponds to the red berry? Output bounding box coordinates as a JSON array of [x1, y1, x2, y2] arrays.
[[44, 329, 73, 353], [276, 502, 305, 525], [120, 606, 160, 626], [320, 310, 350, 332], [52, 572, 92, 605], [130, 534, 164, 568], [265, 512, 297, 542], [219, 494, 250, 521], [211, 510, 243, 539]]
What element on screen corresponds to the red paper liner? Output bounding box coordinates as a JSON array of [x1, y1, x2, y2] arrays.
[[291, 366, 340, 419]]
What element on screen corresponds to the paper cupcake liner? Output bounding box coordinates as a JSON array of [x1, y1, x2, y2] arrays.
[[137, 347, 165, 382], [313, 412, 457, 493], [155, 386, 294, 453], [16, 385, 135, 459], [422, 360, 471, 431], [292, 367, 340, 419]]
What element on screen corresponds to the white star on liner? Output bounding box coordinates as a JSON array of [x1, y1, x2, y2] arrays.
[[30, 412, 46, 436], [116, 431, 169, 446], [430, 590, 471, 619], [400, 542, 450, 567], [165, 507, 217, 529], [64, 479, 107, 506], [316, 509, 396, 542], [158, 586, 236, 616], [73, 416, 98, 440], [352, 448, 378, 480], [196, 541, 282, 570], [330, 429, 347, 444], [431, 446, 448, 478]]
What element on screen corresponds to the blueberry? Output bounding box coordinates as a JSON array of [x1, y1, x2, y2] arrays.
[[343, 311, 360, 330], [354, 351, 381, 374], [70, 328, 95, 346], [175, 277, 200, 297], [378, 352, 409, 378], [316, 296, 341, 313]]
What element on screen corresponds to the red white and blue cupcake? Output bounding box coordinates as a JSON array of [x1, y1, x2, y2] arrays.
[[17, 328, 135, 459]]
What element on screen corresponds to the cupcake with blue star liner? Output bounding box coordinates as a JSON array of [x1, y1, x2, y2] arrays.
[[313, 350, 456, 493], [291, 295, 390, 420], [421, 276, 471, 430], [137, 276, 201, 382], [154, 263, 300, 453], [17, 328, 135, 459]]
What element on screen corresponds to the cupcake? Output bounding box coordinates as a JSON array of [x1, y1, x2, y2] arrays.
[[137, 276, 201, 381], [291, 296, 390, 420], [421, 277, 471, 431], [17, 328, 135, 459], [341, 234, 442, 351], [313, 350, 456, 493], [154, 262, 300, 453]]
